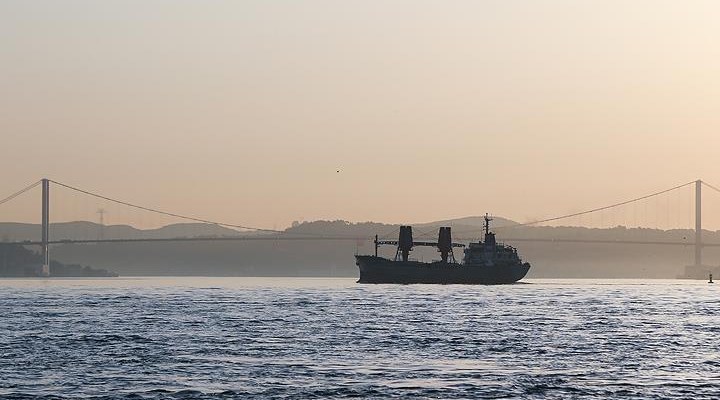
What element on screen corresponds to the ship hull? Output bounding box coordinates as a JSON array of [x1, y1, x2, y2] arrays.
[[356, 255, 530, 284]]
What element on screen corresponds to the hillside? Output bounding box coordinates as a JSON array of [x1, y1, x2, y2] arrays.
[[0, 221, 249, 241]]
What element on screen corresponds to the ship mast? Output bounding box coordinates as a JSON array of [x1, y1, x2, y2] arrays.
[[484, 213, 492, 237]]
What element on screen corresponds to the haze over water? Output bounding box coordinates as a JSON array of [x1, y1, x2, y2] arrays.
[[2, 277, 718, 399]]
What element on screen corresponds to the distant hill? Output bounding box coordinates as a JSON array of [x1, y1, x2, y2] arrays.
[[0, 221, 249, 242], [413, 215, 518, 240], [283, 216, 518, 240], [0, 245, 116, 277], [415, 215, 518, 229]]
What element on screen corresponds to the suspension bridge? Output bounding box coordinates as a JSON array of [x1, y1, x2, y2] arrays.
[[1, 178, 720, 277]]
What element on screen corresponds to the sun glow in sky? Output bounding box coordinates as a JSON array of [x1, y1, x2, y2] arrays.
[[3, 1, 720, 229]]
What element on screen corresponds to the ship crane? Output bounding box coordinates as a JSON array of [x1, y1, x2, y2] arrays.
[[374, 226, 465, 263]]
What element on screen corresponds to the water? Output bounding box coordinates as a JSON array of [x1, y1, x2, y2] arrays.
[[1, 277, 719, 399]]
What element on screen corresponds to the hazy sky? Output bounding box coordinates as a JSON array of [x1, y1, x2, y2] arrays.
[[3, 1, 720, 229]]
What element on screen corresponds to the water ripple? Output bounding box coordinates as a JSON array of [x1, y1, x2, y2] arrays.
[[1, 278, 719, 399]]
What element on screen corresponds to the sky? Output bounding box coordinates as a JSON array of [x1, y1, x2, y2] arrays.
[[2, 1, 720, 230]]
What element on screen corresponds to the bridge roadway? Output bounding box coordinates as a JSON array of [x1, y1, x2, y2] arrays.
[[1, 236, 718, 247]]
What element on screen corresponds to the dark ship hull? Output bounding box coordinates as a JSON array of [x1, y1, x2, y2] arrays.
[[356, 255, 530, 284]]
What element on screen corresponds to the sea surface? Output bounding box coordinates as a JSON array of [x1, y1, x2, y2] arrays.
[[0, 277, 719, 399]]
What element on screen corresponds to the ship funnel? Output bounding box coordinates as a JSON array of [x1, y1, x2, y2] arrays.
[[397, 226, 413, 262], [438, 227, 453, 263]]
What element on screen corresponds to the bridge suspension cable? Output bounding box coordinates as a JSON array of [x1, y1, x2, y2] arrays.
[[701, 181, 720, 195], [49, 179, 290, 234], [0, 180, 42, 206], [6, 178, 705, 242], [478, 180, 697, 232]]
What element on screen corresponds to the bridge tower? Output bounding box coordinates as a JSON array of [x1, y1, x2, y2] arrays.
[[695, 179, 703, 267], [41, 178, 50, 277]]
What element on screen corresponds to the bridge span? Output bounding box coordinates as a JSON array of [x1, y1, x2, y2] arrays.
[[2, 178, 720, 276]]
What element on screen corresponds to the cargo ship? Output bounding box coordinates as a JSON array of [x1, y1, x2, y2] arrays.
[[356, 215, 530, 284]]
